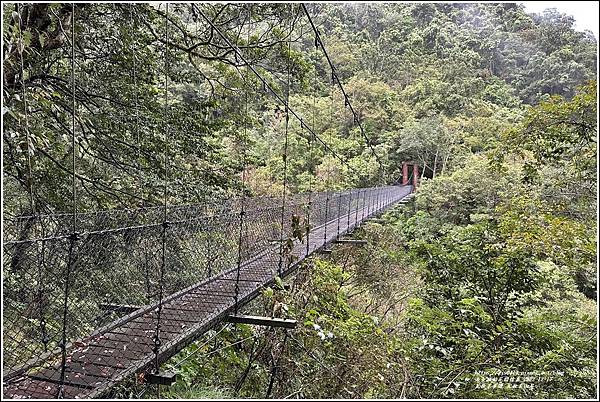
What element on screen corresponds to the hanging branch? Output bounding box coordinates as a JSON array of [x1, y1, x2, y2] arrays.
[[195, 4, 360, 178]]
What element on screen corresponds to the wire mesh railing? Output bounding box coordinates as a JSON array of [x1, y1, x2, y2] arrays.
[[2, 185, 409, 391]]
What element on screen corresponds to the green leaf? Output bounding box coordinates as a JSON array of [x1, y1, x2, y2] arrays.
[[22, 30, 32, 48]]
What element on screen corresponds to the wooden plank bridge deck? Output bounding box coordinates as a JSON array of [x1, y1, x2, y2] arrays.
[[3, 186, 413, 399]]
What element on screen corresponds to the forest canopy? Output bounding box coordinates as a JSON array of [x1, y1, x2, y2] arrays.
[[3, 3, 596, 214]]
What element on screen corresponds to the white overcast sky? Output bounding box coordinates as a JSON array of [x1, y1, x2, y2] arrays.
[[520, 1, 599, 38]]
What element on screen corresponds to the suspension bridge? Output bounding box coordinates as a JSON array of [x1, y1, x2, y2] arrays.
[[3, 186, 414, 399], [3, 3, 419, 399]]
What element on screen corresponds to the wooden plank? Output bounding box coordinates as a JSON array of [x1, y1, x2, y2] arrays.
[[225, 314, 297, 329], [186, 289, 243, 299], [29, 365, 106, 389], [218, 277, 265, 283], [162, 300, 216, 314], [86, 339, 153, 358], [103, 331, 156, 346], [122, 317, 186, 335], [211, 279, 258, 292], [134, 310, 208, 333], [179, 291, 233, 302], [178, 291, 234, 304], [61, 361, 116, 380], [109, 326, 157, 340], [159, 307, 210, 324], [69, 340, 149, 368], [3, 378, 87, 399], [70, 351, 129, 370], [99, 303, 144, 314]]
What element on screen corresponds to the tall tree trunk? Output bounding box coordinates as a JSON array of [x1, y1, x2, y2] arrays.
[[441, 149, 451, 176]]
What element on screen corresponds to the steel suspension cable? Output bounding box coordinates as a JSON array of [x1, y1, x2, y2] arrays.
[[234, 4, 252, 314], [366, 187, 372, 219], [336, 187, 342, 239], [152, 3, 170, 384], [130, 4, 143, 202], [278, 4, 293, 277], [347, 188, 353, 232], [335, 76, 343, 238], [266, 329, 289, 398], [17, 4, 35, 214], [58, 4, 77, 398], [323, 71, 335, 245], [17, 4, 49, 353], [305, 131, 314, 256], [300, 3, 384, 181], [354, 188, 360, 228], [204, 333, 259, 358], [129, 5, 152, 301], [38, 236, 49, 351], [171, 323, 232, 369], [70, 7, 77, 237], [190, 5, 214, 280], [136, 324, 254, 399], [305, 20, 317, 257], [364, 187, 369, 219], [194, 5, 359, 179]]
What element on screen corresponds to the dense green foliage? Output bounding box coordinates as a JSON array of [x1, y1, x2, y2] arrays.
[[3, 2, 597, 399], [3, 3, 597, 212]]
